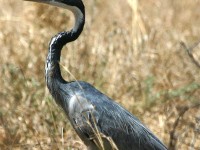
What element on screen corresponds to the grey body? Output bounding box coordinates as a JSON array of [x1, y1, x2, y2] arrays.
[[54, 80, 167, 150], [25, 0, 168, 149]]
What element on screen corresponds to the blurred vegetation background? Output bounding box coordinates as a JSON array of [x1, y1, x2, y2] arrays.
[[0, 0, 200, 149]]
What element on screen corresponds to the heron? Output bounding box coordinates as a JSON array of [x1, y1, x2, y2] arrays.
[[25, 0, 168, 149]]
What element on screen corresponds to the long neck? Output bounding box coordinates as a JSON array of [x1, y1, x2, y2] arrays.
[[45, 4, 85, 96]]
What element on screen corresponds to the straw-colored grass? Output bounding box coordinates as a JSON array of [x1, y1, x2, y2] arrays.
[[0, 0, 200, 149]]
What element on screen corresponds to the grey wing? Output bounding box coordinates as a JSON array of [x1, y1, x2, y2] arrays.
[[67, 85, 167, 150], [93, 100, 168, 150], [68, 94, 99, 136], [77, 87, 168, 150], [67, 94, 118, 150], [67, 94, 103, 149]]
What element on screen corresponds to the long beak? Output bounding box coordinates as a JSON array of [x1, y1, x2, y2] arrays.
[[24, 0, 52, 4], [24, 0, 65, 8]]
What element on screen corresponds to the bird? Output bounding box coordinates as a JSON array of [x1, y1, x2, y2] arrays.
[[25, 0, 168, 149]]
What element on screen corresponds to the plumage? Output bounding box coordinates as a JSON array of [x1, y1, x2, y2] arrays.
[[56, 81, 167, 150], [25, 0, 168, 149]]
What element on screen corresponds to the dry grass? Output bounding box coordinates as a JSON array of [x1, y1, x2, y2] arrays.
[[0, 0, 200, 149]]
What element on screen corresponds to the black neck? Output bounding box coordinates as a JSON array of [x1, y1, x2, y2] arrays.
[[45, 2, 85, 93]]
